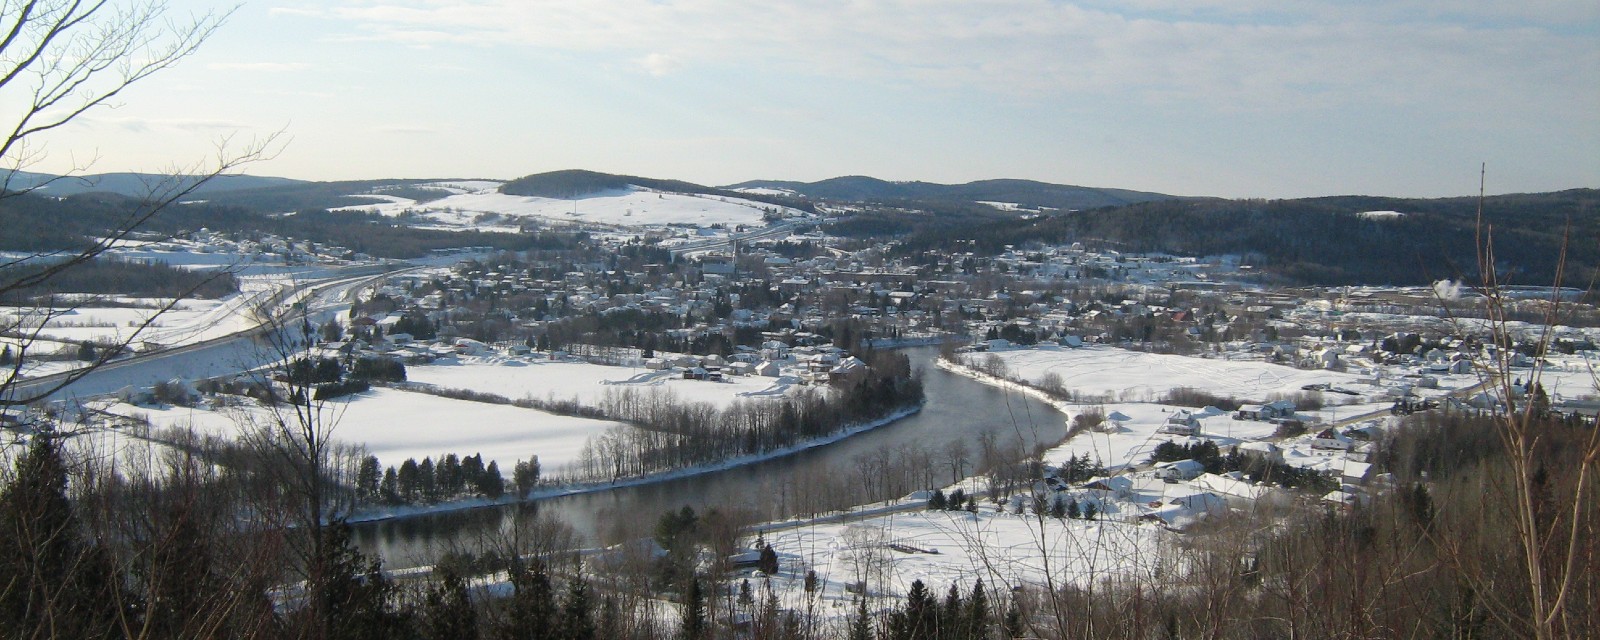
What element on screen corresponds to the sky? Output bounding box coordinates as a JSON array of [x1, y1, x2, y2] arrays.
[[19, 0, 1600, 199]]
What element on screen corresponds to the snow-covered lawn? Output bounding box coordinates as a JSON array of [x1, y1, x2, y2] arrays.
[[408, 355, 802, 409]]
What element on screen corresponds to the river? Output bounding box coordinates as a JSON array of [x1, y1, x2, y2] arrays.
[[350, 346, 1071, 568]]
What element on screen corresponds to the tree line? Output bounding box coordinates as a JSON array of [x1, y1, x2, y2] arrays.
[[572, 351, 923, 482]]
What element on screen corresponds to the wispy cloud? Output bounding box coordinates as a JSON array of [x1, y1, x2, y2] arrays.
[[206, 62, 313, 72], [373, 124, 439, 135], [296, 0, 1595, 113], [78, 116, 255, 133]]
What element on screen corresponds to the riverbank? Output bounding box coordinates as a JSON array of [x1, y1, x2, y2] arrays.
[[342, 403, 924, 524], [934, 354, 1084, 421]]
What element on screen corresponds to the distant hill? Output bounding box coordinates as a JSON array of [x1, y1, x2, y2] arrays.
[[725, 175, 1179, 210], [890, 188, 1600, 286], [5, 171, 305, 198], [501, 170, 815, 213]]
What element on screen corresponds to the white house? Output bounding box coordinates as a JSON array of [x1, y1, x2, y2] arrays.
[[1159, 410, 1200, 436], [1311, 428, 1353, 451], [755, 360, 783, 377], [1152, 459, 1207, 481], [1191, 473, 1293, 510]]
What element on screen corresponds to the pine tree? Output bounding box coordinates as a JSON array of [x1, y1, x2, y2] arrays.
[[759, 543, 780, 574], [381, 467, 400, 504], [357, 455, 382, 502], [0, 436, 125, 639], [398, 458, 420, 502], [1002, 597, 1023, 639], [482, 460, 506, 499], [503, 562, 557, 640], [557, 573, 596, 640], [928, 488, 948, 510], [967, 579, 990, 640], [420, 568, 477, 640], [849, 594, 875, 640], [683, 576, 708, 640], [1066, 498, 1081, 520], [315, 523, 406, 640], [942, 583, 965, 640], [419, 457, 437, 502]]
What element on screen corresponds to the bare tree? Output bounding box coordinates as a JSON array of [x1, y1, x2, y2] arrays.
[[1449, 167, 1600, 640], [0, 0, 278, 412]]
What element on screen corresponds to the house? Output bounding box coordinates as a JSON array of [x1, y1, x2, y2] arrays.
[[683, 367, 708, 380], [1140, 492, 1228, 530], [1152, 459, 1206, 481], [1310, 428, 1353, 451], [1262, 400, 1296, 419], [1233, 441, 1285, 464], [1159, 410, 1200, 436], [1191, 473, 1293, 510], [755, 360, 783, 377], [1081, 475, 1136, 500]]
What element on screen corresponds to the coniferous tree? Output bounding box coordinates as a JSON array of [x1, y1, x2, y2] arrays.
[[0, 436, 125, 640], [314, 523, 408, 640], [357, 454, 382, 501], [850, 594, 875, 640], [398, 458, 421, 501], [420, 568, 477, 640], [503, 562, 557, 640], [683, 576, 708, 640], [942, 583, 965, 640], [381, 467, 400, 504], [967, 579, 990, 640], [419, 457, 437, 502], [557, 573, 596, 640], [1002, 597, 1023, 639], [759, 543, 780, 575], [482, 460, 506, 499]]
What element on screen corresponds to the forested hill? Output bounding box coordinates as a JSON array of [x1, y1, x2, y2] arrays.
[[501, 169, 815, 213], [726, 176, 1179, 210], [891, 189, 1600, 286], [5, 171, 304, 197], [0, 191, 580, 259]]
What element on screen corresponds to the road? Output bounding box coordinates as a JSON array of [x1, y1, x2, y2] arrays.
[[668, 220, 801, 257], [8, 263, 417, 405], [1328, 377, 1493, 428]]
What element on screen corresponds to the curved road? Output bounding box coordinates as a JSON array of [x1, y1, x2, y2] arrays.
[[8, 263, 417, 406]]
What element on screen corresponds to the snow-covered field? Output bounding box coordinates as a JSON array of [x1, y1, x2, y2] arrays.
[[972, 344, 1364, 402], [81, 384, 628, 473], [407, 355, 803, 409], [755, 505, 1169, 616], [341, 181, 798, 229]]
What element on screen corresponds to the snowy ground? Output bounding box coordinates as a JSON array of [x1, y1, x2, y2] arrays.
[[728, 346, 1440, 622], [752, 505, 1170, 619], [339, 181, 800, 229], [972, 343, 1366, 402], [78, 385, 628, 474], [407, 354, 804, 409]]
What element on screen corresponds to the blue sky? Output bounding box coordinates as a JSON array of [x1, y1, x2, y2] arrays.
[[31, 0, 1600, 198]]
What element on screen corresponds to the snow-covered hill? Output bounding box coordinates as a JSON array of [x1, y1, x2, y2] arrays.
[[340, 180, 802, 229]]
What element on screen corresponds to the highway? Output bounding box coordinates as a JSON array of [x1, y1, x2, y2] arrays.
[[7, 263, 417, 406], [668, 220, 802, 257]]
